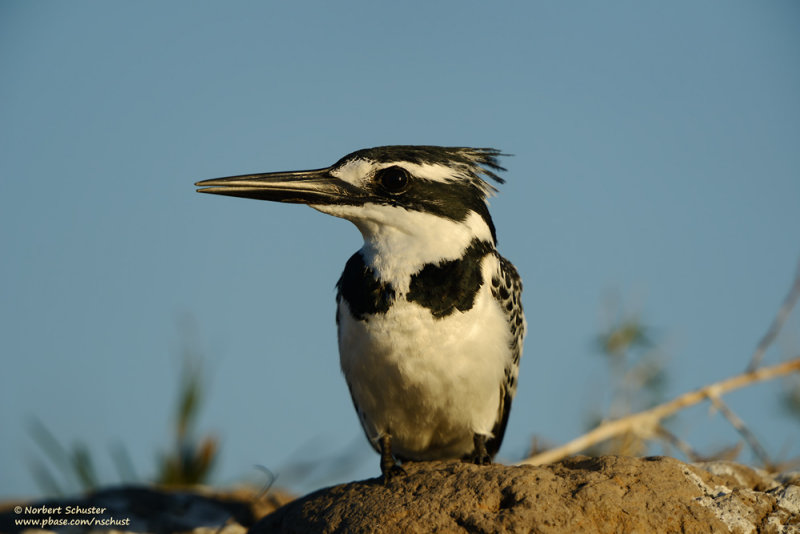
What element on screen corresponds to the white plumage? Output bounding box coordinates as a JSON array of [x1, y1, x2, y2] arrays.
[[338, 252, 517, 460]]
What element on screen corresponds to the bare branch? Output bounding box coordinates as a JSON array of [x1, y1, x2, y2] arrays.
[[707, 394, 772, 469], [654, 425, 703, 462], [747, 258, 800, 371], [518, 357, 800, 466]]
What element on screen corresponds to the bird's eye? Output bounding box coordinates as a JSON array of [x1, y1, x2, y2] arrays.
[[377, 166, 410, 194]]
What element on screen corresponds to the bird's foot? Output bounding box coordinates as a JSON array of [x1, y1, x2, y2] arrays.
[[381, 463, 407, 485], [469, 433, 492, 465], [379, 434, 406, 485]]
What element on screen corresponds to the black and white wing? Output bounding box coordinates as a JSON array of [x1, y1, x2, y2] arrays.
[[486, 253, 526, 458]]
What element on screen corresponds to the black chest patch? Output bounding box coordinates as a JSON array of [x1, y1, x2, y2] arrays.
[[336, 252, 395, 320], [406, 239, 494, 318]]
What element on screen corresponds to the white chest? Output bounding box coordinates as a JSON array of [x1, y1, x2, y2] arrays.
[[337, 276, 512, 460]]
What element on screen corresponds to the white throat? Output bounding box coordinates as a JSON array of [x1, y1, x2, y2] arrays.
[[313, 203, 494, 288]]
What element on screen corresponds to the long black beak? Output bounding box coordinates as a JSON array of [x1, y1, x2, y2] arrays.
[[195, 167, 359, 205]]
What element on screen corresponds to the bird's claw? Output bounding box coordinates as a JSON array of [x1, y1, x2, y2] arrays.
[[379, 434, 406, 485], [381, 464, 407, 485], [469, 433, 492, 465], [470, 451, 492, 465]]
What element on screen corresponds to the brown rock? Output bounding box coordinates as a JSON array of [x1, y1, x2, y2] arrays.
[[3, 457, 796, 533], [254, 456, 800, 534]]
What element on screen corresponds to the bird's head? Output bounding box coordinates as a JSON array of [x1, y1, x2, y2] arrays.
[[196, 146, 507, 268]]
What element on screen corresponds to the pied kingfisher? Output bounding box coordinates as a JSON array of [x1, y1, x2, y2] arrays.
[[196, 146, 526, 481]]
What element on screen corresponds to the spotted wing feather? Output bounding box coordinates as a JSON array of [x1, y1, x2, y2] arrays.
[[486, 253, 525, 458]]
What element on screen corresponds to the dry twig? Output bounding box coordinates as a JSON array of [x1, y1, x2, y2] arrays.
[[518, 357, 800, 466], [654, 425, 703, 462], [747, 259, 800, 371], [522, 259, 800, 466], [707, 394, 772, 468]]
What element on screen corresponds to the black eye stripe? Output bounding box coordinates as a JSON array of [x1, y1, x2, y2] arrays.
[[376, 166, 410, 194]]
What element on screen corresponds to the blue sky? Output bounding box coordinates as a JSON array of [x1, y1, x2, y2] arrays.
[[2, 1, 799, 498]]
